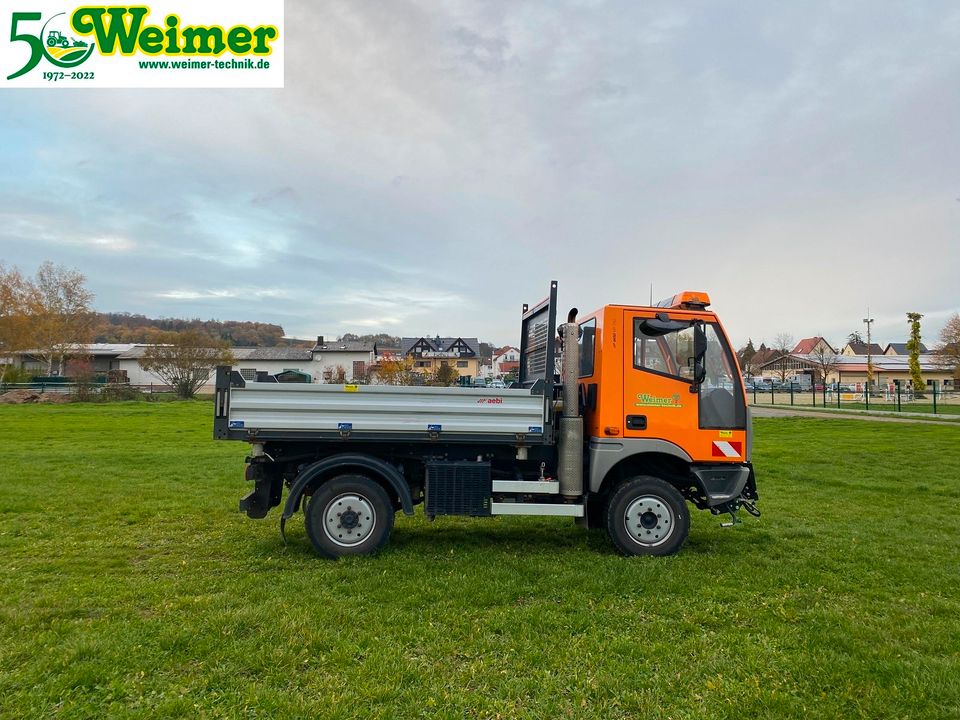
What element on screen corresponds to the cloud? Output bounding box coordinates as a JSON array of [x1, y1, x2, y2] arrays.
[[1, 0, 959, 345]]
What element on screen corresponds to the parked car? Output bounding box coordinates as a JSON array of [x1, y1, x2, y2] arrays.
[[470, 377, 488, 387], [489, 379, 506, 388]]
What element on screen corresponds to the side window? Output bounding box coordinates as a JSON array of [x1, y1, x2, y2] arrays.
[[579, 318, 597, 377], [633, 319, 696, 382]]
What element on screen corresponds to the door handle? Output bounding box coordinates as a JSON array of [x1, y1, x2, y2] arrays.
[[626, 415, 647, 430]]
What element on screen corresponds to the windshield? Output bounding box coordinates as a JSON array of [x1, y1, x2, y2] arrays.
[[699, 323, 746, 429]]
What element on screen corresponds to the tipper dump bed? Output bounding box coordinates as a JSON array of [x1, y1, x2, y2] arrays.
[[215, 376, 549, 444]]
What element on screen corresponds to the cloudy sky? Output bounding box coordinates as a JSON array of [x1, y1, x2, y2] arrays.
[[2, 0, 958, 350]]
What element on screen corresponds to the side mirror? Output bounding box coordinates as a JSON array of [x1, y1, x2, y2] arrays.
[[692, 322, 707, 391], [693, 321, 707, 359]]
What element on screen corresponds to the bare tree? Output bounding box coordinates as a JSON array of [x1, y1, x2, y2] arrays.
[[847, 331, 864, 345], [809, 344, 839, 388], [933, 313, 960, 380], [771, 333, 795, 382], [324, 365, 347, 384], [30, 262, 96, 375], [139, 330, 234, 399]]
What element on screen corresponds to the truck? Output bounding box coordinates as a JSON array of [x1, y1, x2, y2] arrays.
[[214, 281, 758, 558]]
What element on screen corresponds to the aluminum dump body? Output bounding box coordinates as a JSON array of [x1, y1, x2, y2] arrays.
[[220, 381, 548, 442]]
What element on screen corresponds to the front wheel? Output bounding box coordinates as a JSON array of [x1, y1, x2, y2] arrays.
[[304, 475, 394, 558], [606, 476, 690, 556]]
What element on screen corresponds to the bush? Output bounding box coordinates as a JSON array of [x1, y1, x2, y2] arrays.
[[0, 365, 36, 384], [99, 385, 145, 402]]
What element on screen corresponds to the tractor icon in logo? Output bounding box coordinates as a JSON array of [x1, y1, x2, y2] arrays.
[[46, 30, 88, 49], [40, 13, 95, 66]]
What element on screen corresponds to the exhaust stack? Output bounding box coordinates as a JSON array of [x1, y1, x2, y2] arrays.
[[558, 309, 583, 499]]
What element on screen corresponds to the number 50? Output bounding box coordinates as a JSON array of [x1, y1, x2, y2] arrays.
[[7, 12, 43, 81]]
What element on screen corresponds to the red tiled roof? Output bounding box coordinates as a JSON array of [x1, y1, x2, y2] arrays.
[[793, 337, 833, 354]]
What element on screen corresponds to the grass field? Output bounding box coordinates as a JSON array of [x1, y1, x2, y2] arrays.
[[1, 403, 958, 719]]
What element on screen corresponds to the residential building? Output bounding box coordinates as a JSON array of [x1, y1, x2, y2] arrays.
[[792, 337, 835, 355], [757, 352, 955, 389], [493, 345, 520, 377], [883, 342, 929, 355], [311, 336, 376, 382], [401, 336, 480, 379], [4, 338, 375, 388], [842, 342, 883, 356]]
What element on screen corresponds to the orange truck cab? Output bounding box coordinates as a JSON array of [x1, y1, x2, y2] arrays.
[[572, 290, 758, 545]]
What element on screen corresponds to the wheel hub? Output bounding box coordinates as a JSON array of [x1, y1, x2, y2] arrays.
[[624, 496, 674, 547], [323, 493, 376, 547]]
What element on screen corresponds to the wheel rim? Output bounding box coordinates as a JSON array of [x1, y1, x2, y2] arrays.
[[624, 495, 675, 547], [322, 493, 376, 547]]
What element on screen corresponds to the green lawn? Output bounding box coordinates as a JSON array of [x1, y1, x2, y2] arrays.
[[1, 403, 958, 719]]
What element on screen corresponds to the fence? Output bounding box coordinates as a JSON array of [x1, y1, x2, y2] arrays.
[[0, 381, 177, 395], [747, 380, 960, 416]]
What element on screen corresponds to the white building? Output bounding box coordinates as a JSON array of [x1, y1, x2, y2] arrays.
[[6, 338, 376, 389], [492, 346, 520, 377]]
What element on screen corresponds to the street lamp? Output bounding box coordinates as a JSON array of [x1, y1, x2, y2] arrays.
[[863, 311, 874, 390]]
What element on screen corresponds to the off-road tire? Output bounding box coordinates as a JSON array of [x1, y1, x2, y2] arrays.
[[305, 475, 394, 559], [606, 476, 689, 556]]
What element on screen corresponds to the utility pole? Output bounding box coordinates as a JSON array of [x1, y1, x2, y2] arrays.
[[863, 310, 874, 390]]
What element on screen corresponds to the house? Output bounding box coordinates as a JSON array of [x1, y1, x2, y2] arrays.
[[757, 352, 955, 389], [310, 336, 376, 382], [842, 342, 883, 356], [10, 343, 138, 375], [493, 345, 520, 377], [115, 345, 324, 386], [883, 342, 929, 356], [401, 336, 480, 379], [2, 337, 376, 389], [750, 347, 783, 376], [792, 337, 835, 355]]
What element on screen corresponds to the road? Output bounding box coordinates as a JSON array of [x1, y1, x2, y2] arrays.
[[750, 405, 960, 426]]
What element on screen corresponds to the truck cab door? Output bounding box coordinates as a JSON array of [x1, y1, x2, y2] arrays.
[[622, 312, 748, 461], [622, 312, 701, 444]]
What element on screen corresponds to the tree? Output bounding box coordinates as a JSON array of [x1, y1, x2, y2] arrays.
[[737, 339, 757, 375], [771, 333, 795, 382], [376, 357, 416, 386], [324, 365, 347, 384], [809, 343, 839, 387], [933, 313, 960, 379], [430, 362, 460, 387], [847, 331, 864, 345], [906, 312, 924, 397], [138, 330, 235, 398], [30, 262, 96, 375], [0, 264, 38, 384]]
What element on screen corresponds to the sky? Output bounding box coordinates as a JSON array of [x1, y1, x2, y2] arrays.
[[1, 0, 959, 350]]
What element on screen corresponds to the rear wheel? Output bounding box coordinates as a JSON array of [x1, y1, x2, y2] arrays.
[[304, 475, 394, 558], [606, 476, 689, 556]]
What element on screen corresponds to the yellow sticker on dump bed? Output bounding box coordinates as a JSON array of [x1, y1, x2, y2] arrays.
[[718, 430, 733, 438], [344, 385, 359, 392]]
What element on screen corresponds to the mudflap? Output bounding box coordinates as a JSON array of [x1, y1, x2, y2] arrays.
[[240, 462, 283, 519]]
